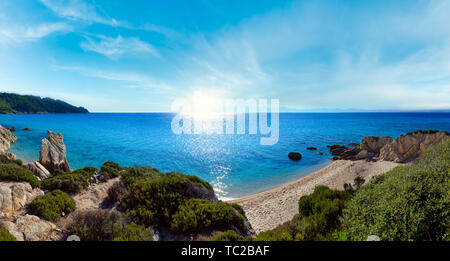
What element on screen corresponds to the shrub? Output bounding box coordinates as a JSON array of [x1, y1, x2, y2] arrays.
[[341, 140, 450, 241], [0, 164, 41, 188], [0, 154, 22, 166], [98, 162, 123, 181], [0, 221, 16, 241], [68, 209, 152, 241], [121, 166, 162, 186], [31, 190, 76, 221], [170, 199, 245, 233], [210, 230, 244, 241], [42, 173, 88, 193], [254, 186, 353, 241], [121, 173, 216, 228], [353, 176, 365, 189], [106, 181, 129, 205], [71, 168, 96, 180], [297, 185, 352, 240]]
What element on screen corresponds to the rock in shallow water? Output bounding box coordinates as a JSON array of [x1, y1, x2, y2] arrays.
[[39, 130, 72, 174], [288, 152, 302, 161]]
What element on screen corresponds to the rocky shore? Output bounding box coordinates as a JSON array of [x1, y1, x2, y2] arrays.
[[0, 124, 449, 240], [235, 130, 449, 233]]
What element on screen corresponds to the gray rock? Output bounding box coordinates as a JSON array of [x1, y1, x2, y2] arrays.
[[0, 125, 17, 153], [367, 235, 381, 241], [13, 214, 64, 241], [27, 161, 51, 179], [67, 235, 81, 241], [380, 131, 449, 163], [360, 136, 393, 153], [39, 130, 72, 173], [0, 182, 44, 218]]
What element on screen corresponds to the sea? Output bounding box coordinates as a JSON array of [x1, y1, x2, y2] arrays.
[[1, 112, 449, 199]]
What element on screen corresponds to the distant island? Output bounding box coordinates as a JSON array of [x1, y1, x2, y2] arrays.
[[0, 93, 89, 114]]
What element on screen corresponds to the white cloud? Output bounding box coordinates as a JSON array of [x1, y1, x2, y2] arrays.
[[0, 22, 72, 43], [39, 0, 119, 26], [53, 65, 175, 93], [80, 34, 159, 59]]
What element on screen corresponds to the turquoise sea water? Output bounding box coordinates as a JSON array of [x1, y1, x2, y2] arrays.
[[0, 112, 449, 199]]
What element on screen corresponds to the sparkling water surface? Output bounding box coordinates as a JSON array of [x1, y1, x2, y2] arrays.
[[1, 112, 449, 199]]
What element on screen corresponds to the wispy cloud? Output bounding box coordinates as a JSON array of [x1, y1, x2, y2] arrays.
[[80, 34, 159, 59], [0, 22, 72, 43], [53, 65, 175, 92], [39, 0, 119, 26]]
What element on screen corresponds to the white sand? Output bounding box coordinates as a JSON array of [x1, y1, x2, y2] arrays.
[[227, 160, 400, 234]]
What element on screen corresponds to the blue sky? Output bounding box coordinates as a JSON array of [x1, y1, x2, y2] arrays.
[[0, 0, 449, 112]]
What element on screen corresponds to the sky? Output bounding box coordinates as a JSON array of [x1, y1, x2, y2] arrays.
[[0, 0, 449, 112]]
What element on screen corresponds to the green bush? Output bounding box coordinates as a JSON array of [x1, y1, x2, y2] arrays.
[[121, 172, 216, 228], [254, 186, 353, 241], [106, 181, 129, 205], [31, 190, 76, 221], [121, 166, 162, 186], [341, 140, 450, 241], [98, 161, 123, 181], [170, 198, 245, 233], [68, 209, 153, 241], [71, 168, 96, 180], [42, 173, 89, 193], [0, 221, 16, 241], [0, 155, 22, 166], [297, 186, 352, 240], [210, 230, 244, 241], [0, 164, 41, 188], [121, 175, 197, 227]]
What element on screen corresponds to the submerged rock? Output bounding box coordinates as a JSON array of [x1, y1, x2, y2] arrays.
[[39, 130, 72, 174], [288, 152, 302, 161], [380, 131, 449, 163], [306, 147, 317, 150]]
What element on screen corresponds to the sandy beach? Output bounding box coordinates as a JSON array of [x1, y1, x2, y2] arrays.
[[228, 159, 401, 233]]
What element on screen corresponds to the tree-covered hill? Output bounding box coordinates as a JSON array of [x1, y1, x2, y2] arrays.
[[0, 93, 89, 114]]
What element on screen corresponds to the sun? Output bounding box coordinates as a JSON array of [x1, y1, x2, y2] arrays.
[[186, 90, 225, 120]]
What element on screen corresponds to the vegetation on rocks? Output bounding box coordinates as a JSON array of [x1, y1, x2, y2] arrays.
[[42, 173, 89, 193], [107, 166, 248, 236], [210, 230, 244, 241], [98, 161, 122, 181], [0, 154, 23, 166], [171, 198, 245, 233], [30, 190, 76, 221], [255, 186, 353, 241], [341, 140, 450, 241], [0, 221, 16, 241], [68, 209, 153, 241], [0, 163, 41, 188]]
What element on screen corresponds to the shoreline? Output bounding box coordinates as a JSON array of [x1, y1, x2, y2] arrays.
[[227, 159, 401, 233]]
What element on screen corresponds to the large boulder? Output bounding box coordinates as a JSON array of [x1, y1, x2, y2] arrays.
[[27, 161, 51, 180], [2, 215, 64, 241], [39, 130, 72, 174], [0, 182, 44, 218], [0, 125, 17, 153], [380, 131, 449, 163], [360, 136, 393, 153]]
